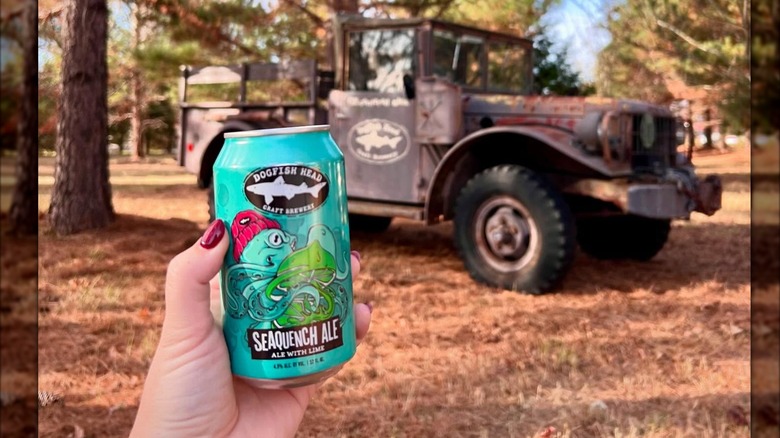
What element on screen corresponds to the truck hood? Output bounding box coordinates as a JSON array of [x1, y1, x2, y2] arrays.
[[464, 95, 673, 120]]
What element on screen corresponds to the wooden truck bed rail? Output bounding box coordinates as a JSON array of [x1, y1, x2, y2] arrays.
[[179, 59, 320, 112]]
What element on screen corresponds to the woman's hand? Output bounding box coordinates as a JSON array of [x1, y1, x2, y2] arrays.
[[131, 220, 371, 437]]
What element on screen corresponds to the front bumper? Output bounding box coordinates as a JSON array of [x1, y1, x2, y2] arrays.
[[627, 174, 722, 219], [561, 173, 723, 220]]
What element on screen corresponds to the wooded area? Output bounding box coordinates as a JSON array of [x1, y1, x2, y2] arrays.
[[598, 0, 751, 132]]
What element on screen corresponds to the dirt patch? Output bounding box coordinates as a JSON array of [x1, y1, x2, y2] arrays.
[[34, 148, 761, 437]]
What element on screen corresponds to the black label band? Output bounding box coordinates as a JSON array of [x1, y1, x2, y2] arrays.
[[243, 165, 329, 215], [247, 317, 343, 360]]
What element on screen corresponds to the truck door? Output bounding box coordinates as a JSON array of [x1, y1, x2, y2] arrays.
[[328, 27, 421, 204]]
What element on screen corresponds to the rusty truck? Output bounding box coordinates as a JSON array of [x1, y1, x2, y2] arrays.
[[176, 16, 722, 294]]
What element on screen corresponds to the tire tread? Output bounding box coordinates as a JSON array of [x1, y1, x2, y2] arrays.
[[453, 165, 575, 294]]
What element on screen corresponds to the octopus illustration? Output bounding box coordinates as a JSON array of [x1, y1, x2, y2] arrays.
[[222, 210, 351, 337]]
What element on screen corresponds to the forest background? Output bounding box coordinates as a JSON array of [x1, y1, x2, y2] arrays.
[[0, 0, 759, 162]]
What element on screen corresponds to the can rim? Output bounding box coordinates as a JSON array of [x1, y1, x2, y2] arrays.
[[224, 125, 330, 139]]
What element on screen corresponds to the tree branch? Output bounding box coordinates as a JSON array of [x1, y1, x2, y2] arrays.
[[147, 0, 262, 56], [699, 0, 745, 35], [654, 19, 718, 56]]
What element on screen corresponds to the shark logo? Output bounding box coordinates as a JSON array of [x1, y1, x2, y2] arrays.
[[355, 132, 403, 152], [244, 166, 329, 215], [347, 119, 410, 164], [247, 176, 327, 205]]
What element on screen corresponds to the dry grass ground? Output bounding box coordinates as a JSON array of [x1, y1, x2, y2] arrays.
[[1, 155, 40, 437], [31, 146, 762, 437]]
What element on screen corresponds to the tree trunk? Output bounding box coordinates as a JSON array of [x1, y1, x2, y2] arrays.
[[9, 0, 39, 235], [128, 76, 144, 160], [331, 0, 359, 14], [128, 2, 145, 161], [327, 0, 359, 73], [702, 108, 714, 149], [48, 0, 115, 235], [774, 0, 780, 133]]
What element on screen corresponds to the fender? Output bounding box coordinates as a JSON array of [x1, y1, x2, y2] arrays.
[[424, 125, 629, 224]]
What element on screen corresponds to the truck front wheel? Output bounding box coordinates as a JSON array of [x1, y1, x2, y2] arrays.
[[576, 215, 671, 261], [454, 165, 576, 294]]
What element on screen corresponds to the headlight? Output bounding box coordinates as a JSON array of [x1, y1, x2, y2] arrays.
[[598, 113, 621, 147], [574, 111, 622, 155], [639, 113, 656, 149]]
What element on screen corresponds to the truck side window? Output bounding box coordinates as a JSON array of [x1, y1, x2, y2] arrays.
[[432, 31, 458, 81], [432, 30, 484, 89], [347, 29, 416, 93]]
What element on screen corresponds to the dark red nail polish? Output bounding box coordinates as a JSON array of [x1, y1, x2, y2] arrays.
[[351, 250, 362, 263], [200, 220, 225, 249]]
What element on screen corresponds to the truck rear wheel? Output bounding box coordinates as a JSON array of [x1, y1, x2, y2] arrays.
[[203, 122, 286, 221], [454, 165, 576, 294], [576, 215, 671, 261]]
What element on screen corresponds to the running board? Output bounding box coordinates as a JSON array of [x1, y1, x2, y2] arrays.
[[347, 199, 424, 220]]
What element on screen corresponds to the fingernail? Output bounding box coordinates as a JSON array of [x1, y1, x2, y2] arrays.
[[200, 220, 226, 249], [351, 250, 362, 263], [365, 302, 373, 314]]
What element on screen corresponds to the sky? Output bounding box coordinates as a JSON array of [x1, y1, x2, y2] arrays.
[[542, 0, 617, 82]]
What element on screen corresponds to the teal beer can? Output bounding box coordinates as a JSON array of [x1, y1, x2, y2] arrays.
[[214, 125, 355, 388]]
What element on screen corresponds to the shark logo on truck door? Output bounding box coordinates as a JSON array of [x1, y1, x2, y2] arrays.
[[347, 119, 410, 164]]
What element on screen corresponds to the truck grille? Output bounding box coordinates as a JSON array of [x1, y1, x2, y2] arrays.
[[630, 115, 676, 174]]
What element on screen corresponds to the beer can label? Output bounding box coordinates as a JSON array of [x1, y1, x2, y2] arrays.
[[214, 128, 355, 381]]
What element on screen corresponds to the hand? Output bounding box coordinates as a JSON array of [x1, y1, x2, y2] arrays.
[[130, 220, 371, 437]]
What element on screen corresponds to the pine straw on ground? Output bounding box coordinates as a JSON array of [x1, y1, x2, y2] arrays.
[[0, 214, 38, 437], [35, 147, 764, 437]]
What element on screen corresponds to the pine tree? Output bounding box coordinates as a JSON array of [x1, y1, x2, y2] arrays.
[[49, 0, 115, 235], [533, 28, 594, 96], [597, 0, 749, 132]]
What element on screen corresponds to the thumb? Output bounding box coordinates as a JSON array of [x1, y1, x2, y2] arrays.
[[163, 220, 229, 339]]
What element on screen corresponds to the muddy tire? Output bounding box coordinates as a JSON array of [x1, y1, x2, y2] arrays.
[[576, 215, 671, 261], [453, 165, 576, 294], [349, 214, 392, 233]]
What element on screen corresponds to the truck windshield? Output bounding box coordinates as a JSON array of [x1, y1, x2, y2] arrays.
[[347, 28, 416, 93]]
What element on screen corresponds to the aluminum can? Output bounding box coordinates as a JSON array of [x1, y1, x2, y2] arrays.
[[214, 125, 355, 388]]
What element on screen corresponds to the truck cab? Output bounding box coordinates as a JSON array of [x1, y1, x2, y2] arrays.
[[328, 18, 533, 218], [177, 16, 722, 294]]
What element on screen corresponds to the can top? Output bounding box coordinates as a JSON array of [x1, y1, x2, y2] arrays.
[[224, 125, 330, 139]]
